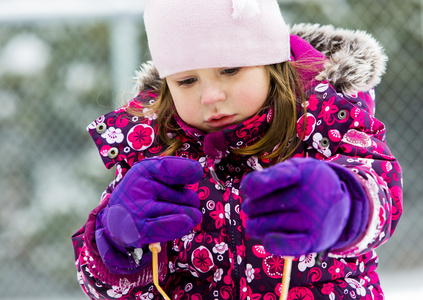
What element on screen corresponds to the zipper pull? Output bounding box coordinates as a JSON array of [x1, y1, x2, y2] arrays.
[[209, 165, 225, 190]]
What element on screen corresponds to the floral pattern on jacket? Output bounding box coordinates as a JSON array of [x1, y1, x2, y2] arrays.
[[72, 35, 402, 300]]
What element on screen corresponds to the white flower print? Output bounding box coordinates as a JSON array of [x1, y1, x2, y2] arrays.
[[184, 283, 193, 292], [84, 266, 94, 277], [181, 232, 195, 248], [225, 203, 231, 222], [245, 264, 255, 283], [198, 156, 207, 167], [102, 127, 124, 144], [143, 107, 157, 120], [342, 129, 372, 148], [107, 279, 133, 298], [345, 278, 367, 297], [213, 242, 228, 254], [86, 121, 97, 131], [168, 261, 176, 273], [356, 157, 374, 167], [115, 164, 123, 182], [137, 292, 154, 300], [298, 253, 316, 272], [77, 270, 84, 285], [106, 283, 131, 298], [312, 132, 332, 157], [88, 284, 100, 299], [181, 143, 190, 151], [359, 261, 365, 272], [172, 242, 181, 252], [247, 156, 263, 171], [315, 82, 329, 92], [214, 268, 224, 282], [379, 231, 386, 241]]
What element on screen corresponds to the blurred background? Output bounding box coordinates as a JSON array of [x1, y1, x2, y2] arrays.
[[0, 0, 421, 299]]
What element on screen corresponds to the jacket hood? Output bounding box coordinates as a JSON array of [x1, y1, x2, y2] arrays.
[[133, 23, 387, 96]]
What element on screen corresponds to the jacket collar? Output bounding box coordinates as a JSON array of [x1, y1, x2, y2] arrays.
[[174, 107, 273, 159]]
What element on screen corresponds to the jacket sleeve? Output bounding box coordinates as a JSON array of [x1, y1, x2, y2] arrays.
[[72, 168, 168, 299], [298, 81, 403, 257], [72, 91, 168, 299]]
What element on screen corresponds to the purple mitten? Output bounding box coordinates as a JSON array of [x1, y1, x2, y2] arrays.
[[241, 158, 368, 257], [96, 156, 203, 274]]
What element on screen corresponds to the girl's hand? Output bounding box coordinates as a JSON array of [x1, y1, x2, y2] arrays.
[[95, 156, 203, 273], [240, 158, 368, 257]]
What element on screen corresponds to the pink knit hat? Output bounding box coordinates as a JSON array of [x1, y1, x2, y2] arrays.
[[144, 0, 290, 78]]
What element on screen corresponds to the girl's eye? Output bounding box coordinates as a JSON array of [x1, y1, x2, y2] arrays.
[[221, 67, 240, 75], [177, 78, 197, 86]]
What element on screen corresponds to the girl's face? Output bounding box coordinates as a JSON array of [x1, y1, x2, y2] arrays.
[[166, 66, 270, 133]]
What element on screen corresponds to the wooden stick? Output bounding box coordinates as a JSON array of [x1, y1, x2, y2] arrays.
[[279, 256, 294, 300], [149, 243, 171, 300]]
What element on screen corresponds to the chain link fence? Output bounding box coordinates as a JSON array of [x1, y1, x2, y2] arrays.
[[0, 0, 421, 298]]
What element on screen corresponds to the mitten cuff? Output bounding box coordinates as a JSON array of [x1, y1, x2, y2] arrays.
[[84, 194, 110, 257], [326, 162, 371, 255], [95, 207, 153, 275], [83, 243, 167, 287]]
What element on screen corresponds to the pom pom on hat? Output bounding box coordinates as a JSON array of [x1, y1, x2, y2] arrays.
[[144, 0, 290, 78]]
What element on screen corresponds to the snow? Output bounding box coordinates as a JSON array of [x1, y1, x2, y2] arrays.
[[0, 33, 51, 76], [65, 62, 97, 92], [0, 90, 18, 119], [379, 268, 423, 300]]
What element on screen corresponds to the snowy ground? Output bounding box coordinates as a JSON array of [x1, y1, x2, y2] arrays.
[[380, 268, 423, 300], [379, 269, 423, 300]]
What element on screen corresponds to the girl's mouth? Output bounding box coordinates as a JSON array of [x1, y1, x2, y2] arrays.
[[206, 114, 236, 128]]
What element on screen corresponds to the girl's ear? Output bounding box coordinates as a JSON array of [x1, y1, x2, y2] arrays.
[[232, 0, 260, 19]]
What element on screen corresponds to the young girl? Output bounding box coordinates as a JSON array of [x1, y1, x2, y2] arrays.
[[72, 1, 403, 299]]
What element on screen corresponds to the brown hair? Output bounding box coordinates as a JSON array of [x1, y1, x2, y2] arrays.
[[129, 61, 309, 162]]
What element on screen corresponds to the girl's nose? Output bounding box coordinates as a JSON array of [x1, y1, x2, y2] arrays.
[[200, 82, 226, 105]]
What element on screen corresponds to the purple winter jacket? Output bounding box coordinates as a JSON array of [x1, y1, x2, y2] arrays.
[[72, 24, 403, 300]]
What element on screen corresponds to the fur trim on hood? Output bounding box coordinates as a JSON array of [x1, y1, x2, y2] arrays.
[[290, 23, 387, 95], [134, 23, 387, 96]]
